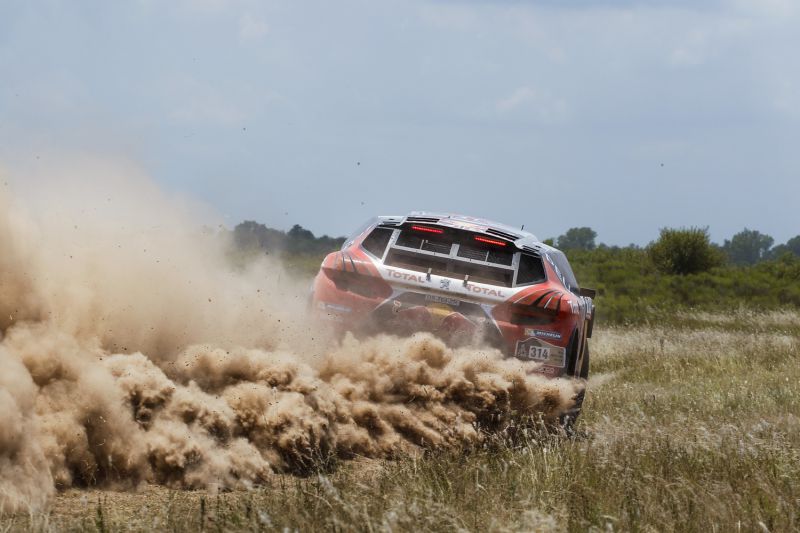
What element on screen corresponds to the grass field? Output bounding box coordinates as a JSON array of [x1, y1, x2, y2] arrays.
[[3, 312, 799, 532]]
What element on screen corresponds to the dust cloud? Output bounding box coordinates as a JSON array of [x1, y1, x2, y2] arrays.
[[0, 157, 582, 513]]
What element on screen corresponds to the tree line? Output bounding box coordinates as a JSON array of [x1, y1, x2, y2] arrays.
[[233, 220, 346, 256]]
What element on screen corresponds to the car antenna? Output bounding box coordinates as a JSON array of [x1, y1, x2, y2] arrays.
[[521, 224, 525, 230], [463, 274, 469, 287]]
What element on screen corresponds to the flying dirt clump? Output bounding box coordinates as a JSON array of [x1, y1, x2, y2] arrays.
[[0, 159, 583, 513]]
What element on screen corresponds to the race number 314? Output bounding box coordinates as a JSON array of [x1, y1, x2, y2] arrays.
[[527, 346, 550, 360]]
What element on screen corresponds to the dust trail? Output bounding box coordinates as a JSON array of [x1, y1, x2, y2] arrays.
[[0, 157, 582, 513]]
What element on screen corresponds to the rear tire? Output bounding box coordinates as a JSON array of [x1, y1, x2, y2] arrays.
[[560, 343, 589, 433], [578, 343, 590, 380]]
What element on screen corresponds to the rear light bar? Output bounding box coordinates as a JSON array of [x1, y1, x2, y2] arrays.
[[474, 235, 506, 246], [411, 225, 444, 234]]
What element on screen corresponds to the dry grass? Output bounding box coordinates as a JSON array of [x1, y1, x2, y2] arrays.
[[2, 312, 799, 532]]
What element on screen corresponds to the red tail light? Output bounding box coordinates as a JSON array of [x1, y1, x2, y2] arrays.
[[411, 225, 444, 234], [474, 235, 506, 246]]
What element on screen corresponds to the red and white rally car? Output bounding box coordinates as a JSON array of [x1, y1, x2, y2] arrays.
[[311, 212, 595, 384]]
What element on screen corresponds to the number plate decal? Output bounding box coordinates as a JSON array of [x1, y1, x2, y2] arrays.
[[515, 337, 566, 367]]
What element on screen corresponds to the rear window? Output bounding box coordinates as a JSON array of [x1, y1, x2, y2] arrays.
[[516, 254, 547, 285], [361, 227, 393, 258], [343, 217, 378, 250]]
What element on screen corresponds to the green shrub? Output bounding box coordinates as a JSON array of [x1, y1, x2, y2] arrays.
[[647, 227, 724, 275]]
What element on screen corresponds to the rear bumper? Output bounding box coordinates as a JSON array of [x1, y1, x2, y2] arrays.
[[311, 278, 572, 377]]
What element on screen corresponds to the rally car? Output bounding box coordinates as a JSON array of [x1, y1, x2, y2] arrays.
[[310, 212, 595, 416]]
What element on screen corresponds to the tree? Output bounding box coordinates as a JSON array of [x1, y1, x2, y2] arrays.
[[788, 236, 800, 256], [723, 228, 774, 266], [770, 235, 800, 259], [647, 227, 723, 275], [233, 221, 286, 251], [286, 224, 317, 254], [556, 227, 597, 251]]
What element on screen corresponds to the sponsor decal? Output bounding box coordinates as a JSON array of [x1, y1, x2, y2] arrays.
[[568, 300, 579, 314], [425, 294, 461, 306], [515, 337, 566, 367], [385, 269, 506, 298], [386, 269, 428, 283], [544, 253, 567, 288], [465, 285, 506, 298], [524, 328, 562, 341], [318, 302, 352, 313], [533, 365, 559, 376], [317, 302, 352, 323]]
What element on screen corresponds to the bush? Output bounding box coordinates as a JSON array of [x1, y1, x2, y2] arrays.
[[647, 227, 724, 275]]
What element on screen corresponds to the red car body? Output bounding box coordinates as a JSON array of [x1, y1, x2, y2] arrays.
[[311, 213, 594, 379]]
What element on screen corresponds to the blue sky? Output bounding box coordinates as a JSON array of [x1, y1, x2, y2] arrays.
[[1, 0, 798, 245]]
